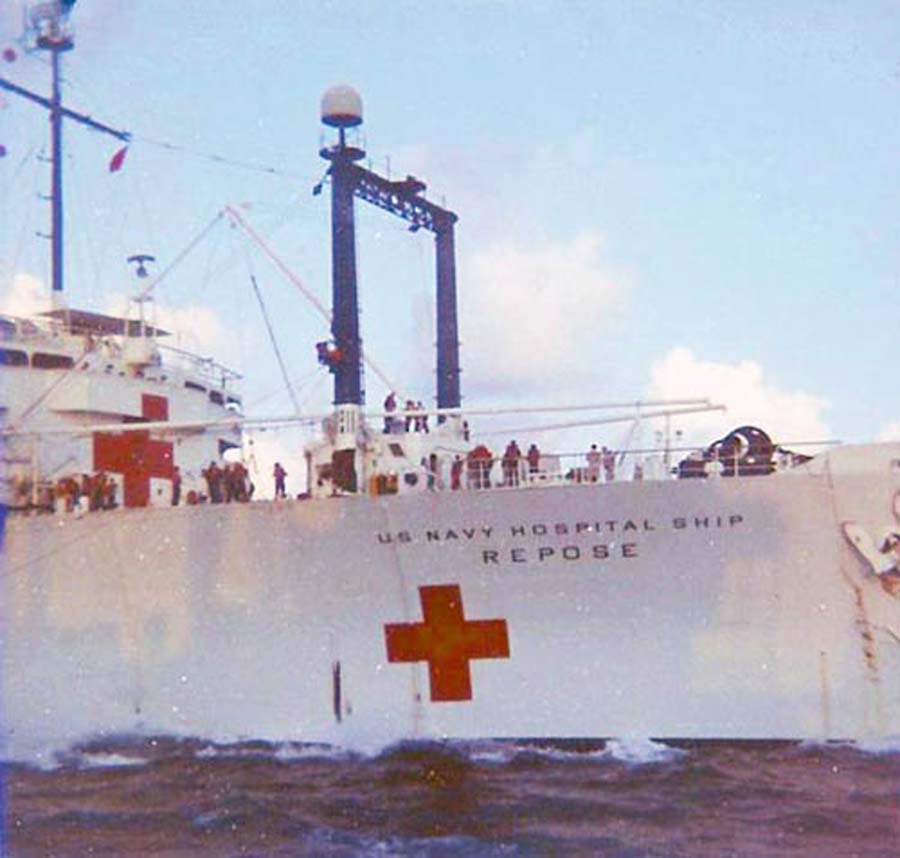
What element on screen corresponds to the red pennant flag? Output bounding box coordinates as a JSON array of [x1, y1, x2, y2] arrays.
[[109, 146, 128, 173]]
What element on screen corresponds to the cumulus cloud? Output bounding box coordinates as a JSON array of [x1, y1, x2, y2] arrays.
[[648, 347, 830, 446], [0, 272, 51, 316], [462, 231, 626, 393], [154, 304, 227, 356], [876, 423, 900, 442], [103, 293, 227, 356], [0, 274, 226, 356]]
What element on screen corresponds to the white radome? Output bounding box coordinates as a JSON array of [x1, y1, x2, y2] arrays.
[[321, 84, 363, 127]]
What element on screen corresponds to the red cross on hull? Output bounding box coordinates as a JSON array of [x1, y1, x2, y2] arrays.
[[93, 393, 174, 508], [384, 584, 510, 702]]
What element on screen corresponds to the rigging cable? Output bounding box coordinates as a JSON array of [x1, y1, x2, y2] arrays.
[[473, 405, 727, 438], [224, 204, 404, 398], [241, 366, 321, 413], [4, 403, 731, 441], [135, 210, 225, 303], [132, 134, 314, 182], [2, 144, 41, 285], [9, 340, 95, 429], [249, 272, 301, 416], [616, 416, 641, 466]]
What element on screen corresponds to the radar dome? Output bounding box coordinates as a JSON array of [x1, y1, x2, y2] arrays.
[[321, 85, 363, 128]]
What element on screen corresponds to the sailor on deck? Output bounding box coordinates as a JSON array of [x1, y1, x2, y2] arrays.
[[586, 444, 602, 482], [273, 462, 287, 499], [384, 391, 397, 433]]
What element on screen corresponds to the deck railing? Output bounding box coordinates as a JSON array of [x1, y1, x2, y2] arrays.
[[157, 343, 242, 391], [402, 441, 827, 496], [0, 314, 241, 392]]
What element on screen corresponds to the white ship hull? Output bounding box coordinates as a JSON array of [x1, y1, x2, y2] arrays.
[[4, 443, 900, 756]]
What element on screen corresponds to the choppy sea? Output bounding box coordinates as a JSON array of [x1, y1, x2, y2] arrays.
[[2, 736, 898, 856]]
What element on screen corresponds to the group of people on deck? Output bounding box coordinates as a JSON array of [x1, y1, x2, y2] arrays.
[[33, 438, 624, 511], [448, 440, 543, 491], [446, 441, 618, 491], [383, 392, 429, 434], [200, 460, 253, 504], [380, 390, 626, 491], [20, 456, 289, 512], [585, 444, 617, 482], [53, 472, 118, 513]]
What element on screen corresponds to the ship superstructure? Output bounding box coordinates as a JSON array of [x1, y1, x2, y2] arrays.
[[1, 304, 241, 510], [1, 3, 242, 512]]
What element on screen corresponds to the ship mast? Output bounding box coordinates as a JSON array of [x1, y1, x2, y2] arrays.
[[0, 1, 130, 303], [33, 2, 74, 298], [317, 86, 464, 494], [318, 86, 462, 414], [319, 88, 366, 408]]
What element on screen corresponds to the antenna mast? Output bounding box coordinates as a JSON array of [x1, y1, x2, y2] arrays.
[[319, 86, 366, 407], [32, 1, 74, 299], [0, 3, 131, 301], [318, 86, 462, 416]]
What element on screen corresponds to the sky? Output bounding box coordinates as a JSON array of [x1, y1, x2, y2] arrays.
[[1, 0, 898, 489]]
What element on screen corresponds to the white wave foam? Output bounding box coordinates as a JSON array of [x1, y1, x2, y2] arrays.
[[373, 835, 519, 856], [273, 742, 356, 762], [195, 744, 228, 759], [3, 745, 153, 771], [302, 827, 517, 856], [5, 732, 686, 772], [76, 751, 149, 769], [513, 744, 609, 763], [463, 739, 686, 766], [3, 726, 160, 770], [603, 737, 687, 765], [193, 741, 354, 762], [467, 745, 519, 765]]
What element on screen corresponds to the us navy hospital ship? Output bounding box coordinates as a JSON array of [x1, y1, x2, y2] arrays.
[[2, 3, 899, 759]]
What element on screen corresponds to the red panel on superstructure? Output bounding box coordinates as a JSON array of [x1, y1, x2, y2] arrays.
[[93, 431, 174, 508], [141, 393, 169, 422], [385, 584, 510, 702], [93, 394, 174, 508]]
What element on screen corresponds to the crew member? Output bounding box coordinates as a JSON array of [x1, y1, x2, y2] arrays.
[[602, 446, 616, 482], [273, 462, 287, 499], [384, 391, 397, 433], [502, 440, 521, 487], [467, 444, 493, 489], [203, 461, 224, 503], [451, 455, 464, 491], [586, 444, 602, 482]]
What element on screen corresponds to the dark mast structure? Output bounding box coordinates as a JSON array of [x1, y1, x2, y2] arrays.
[[319, 86, 462, 417], [0, 2, 130, 300], [35, 2, 74, 298]]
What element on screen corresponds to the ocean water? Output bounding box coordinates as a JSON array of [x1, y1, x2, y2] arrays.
[[3, 737, 899, 856]]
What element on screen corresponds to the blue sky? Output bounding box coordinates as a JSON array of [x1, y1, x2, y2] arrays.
[[2, 1, 898, 476]]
